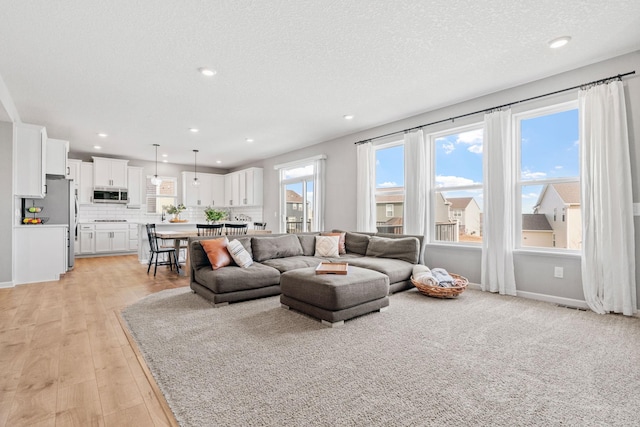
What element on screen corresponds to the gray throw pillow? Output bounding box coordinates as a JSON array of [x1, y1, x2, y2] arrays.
[[365, 236, 420, 264], [345, 232, 371, 255], [297, 234, 319, 256], [252, 234, 304, 262]]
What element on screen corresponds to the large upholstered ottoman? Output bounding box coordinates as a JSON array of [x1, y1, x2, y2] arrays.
[[280, 266, 390, 327]]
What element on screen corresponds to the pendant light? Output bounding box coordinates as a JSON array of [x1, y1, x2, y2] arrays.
[[192, 149, 200, 187], [150, 144, 162, 186]]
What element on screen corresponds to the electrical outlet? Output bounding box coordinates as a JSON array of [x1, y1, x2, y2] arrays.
[[554, 266, 564, 279]]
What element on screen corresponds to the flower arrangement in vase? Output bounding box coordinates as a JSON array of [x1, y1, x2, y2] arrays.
[[164, 204, 187, 222], [204, 206, 227, 224]]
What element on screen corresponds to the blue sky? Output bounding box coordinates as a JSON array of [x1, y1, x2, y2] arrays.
[[376, 108, 579, 213]]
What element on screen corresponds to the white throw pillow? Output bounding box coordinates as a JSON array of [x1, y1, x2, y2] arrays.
[[314, 235, 340, 257], [227, 239, 253, 268]]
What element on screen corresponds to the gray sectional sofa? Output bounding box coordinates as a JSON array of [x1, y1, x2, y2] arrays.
[[188, 231, 425, 307]]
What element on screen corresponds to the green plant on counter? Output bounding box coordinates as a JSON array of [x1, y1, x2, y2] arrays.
[[204, 206, 227, 223], [164, 203, 186, 215]]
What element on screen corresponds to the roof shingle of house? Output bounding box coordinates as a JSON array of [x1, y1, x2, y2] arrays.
[[522, 213, 553, 231], [552, 182, 580, 204], [448, 197, 473, 209]]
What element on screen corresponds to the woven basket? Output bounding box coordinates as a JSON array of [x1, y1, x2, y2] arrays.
[[411, 273, 469, 299]]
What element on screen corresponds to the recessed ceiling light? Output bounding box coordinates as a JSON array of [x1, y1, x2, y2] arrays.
[[162, 154, 168, 157], [548, 36, 571, 49], [189, 128, 199, 133], [198, 67, 216, 77], [344, 115, 354, 120], [94, 145, 101, 149], [97, 133, 108, 138], [162, 160, 168, 163], [216, 160, 222, 164], [246, 138, 254, 143]]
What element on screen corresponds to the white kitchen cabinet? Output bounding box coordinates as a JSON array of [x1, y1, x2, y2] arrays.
[[182, 172, 225, 207], [14, 225, 67, 284], [79, 224, 95, 254], [128, 224, 139, 251], [46, 138, 69, 176], [94, 224, 130, 253], [67, 159, 81, 184], [93, 156, 128, 187], [127, 166, 144, 208], [15, 123, 47, 198], [224, 167, 263, 206], [79, 162, 94, 204]]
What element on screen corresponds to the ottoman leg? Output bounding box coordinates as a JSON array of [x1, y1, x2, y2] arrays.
[[321, 319, 345, 328], [281, 303, 290, 310], [379, 306, 389, 313]]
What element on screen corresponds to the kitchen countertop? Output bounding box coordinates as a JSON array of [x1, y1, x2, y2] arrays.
[[15, 224, 69, 229]]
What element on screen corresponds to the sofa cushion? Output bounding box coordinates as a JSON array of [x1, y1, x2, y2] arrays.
[[227, 239, 253, 268], [365, 236, 420, 264], [194, 263, 281, 294], [297, 234, 319, 256], [252, 234, 304, 262], [346, 256, 415, 284], [200, 237, 232, 270], [321, 232, 346, 254], [345, 232, 371, 255], [261, 256, 326, 273], [314, 235, 340, 257]]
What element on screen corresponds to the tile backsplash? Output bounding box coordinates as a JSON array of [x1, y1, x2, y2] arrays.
[[78, 204, 265, 227]]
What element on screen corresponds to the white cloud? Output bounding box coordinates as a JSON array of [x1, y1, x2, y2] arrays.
[[456, 129, 483, 145], [378, 181, 398, 188], [555, 165, 563, 170], [435, 175, 479, 187], [442, 142, 455, 154], [573, 139, 580, 147], [522, 170, 547, 180], [523, 192, 539, 199], [467, 144, 483, 154]]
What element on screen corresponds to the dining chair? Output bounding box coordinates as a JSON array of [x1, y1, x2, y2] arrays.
[[145, 224, 180, 276], [197, 223, 224, 236], [224, 223, 248, 235], [253, 222, 267, 230]]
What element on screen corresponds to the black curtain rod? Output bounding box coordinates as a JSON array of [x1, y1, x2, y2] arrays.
[[354, 70, 636, 145]]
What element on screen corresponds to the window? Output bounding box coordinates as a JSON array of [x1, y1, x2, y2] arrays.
[[276, 156, 325, 233], [517, 102, 580, 250], [431, 124, 484, 243], [146, 176, 177, 214], [374, 142, 404, 234], [386, 204, 394, 217]]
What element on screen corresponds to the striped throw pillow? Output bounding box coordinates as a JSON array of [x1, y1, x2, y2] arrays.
[[228, 239, 253, 268]]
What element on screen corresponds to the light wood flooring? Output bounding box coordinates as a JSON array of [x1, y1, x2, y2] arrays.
[[0, 255, 187, 427]]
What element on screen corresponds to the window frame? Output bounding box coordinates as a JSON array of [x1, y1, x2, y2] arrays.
[[428, 122, 484, 246], [373, 139, 405, 233], [514, 100, 580, 254], [145, 175, 178, 214]]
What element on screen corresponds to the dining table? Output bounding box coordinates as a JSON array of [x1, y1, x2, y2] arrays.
[[155, 229, 272, 276]]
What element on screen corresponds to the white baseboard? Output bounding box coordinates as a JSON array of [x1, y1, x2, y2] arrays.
[[0, 281, 15, 289], [467, 282, 589, 310], [516, 290, 589, 310]]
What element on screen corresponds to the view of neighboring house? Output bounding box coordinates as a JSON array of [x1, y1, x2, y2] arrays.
[[522, 213, 554, 247], [375, 187, 404, 233], [286, 189, 311, 232], [532, 182, 581, 249], [447, 197, 482, 237]]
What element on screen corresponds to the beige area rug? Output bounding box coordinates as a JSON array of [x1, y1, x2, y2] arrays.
[[121, 288, 640, 426]]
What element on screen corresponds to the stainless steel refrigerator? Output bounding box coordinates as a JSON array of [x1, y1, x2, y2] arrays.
[[24, 177, 78, 270]]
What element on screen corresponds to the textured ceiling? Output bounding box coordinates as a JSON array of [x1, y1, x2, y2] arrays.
[[0, 1, 639, 168]]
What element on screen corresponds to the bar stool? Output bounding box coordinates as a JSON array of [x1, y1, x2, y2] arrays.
[[224, 223, 248, 235], [197, 223, 224, 236]]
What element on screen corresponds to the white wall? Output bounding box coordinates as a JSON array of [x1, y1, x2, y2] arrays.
[[0, 121, 13, 285], [241, 50, 640, 307]]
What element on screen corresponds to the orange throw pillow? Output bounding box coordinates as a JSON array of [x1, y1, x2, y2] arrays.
[[321, 232, 346, 254], [200, 237, 232, 270]]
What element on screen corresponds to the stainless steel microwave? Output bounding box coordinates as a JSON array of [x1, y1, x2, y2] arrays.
[[93, 187, 128, 204]]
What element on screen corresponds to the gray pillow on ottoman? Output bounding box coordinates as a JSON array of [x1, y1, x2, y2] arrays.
[[365, 236, 420, 264]]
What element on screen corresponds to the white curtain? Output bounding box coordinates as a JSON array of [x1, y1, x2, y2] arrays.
[[356, 142, 377, 232], [481, 109, 517, 295], [580, 81, 636, 316], [313, 158, 326, 232], [404, 129, 428, 235]]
